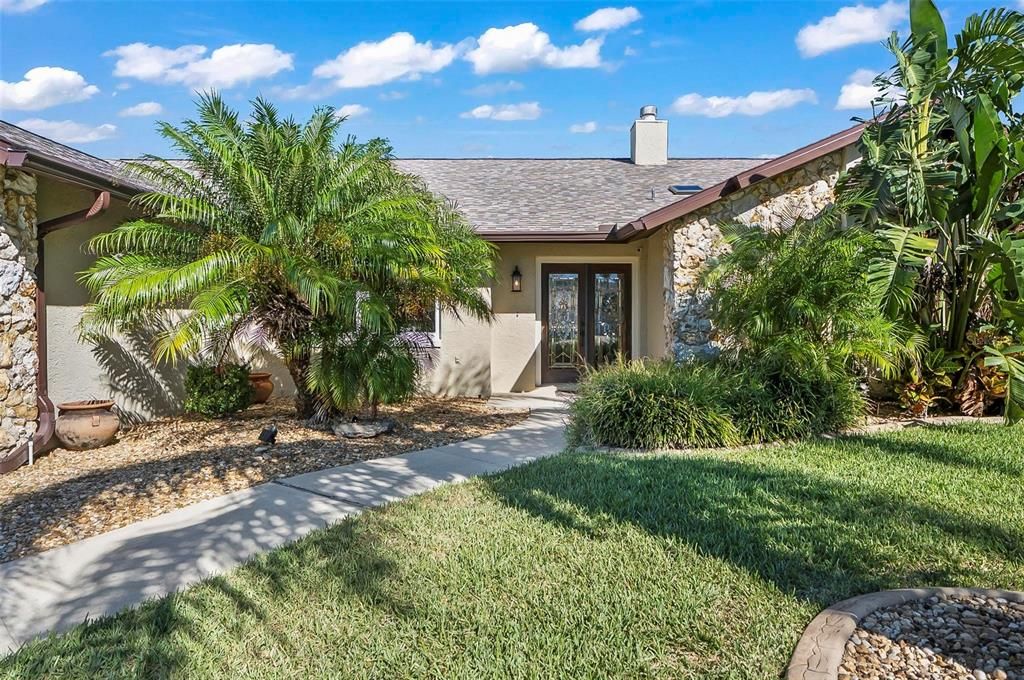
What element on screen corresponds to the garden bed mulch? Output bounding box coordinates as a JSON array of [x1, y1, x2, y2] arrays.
[[0, 397, 527, 564]]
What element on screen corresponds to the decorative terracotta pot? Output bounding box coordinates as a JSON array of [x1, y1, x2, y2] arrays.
[[55, 400, 120, 450], [249, 372, 274, 404]]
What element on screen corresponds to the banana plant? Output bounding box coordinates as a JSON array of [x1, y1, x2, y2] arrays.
[[840, 0, 1024, 420]]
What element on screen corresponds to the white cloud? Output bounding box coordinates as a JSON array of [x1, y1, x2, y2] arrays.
[[0, 0, 47, 13], [17, 118, 116, 143], [272, 82, 336, 101], [104, 42, 293, 89], [335, 103, 370, 119], [623, 46, 637, 57], [465, 23, 603, 74], [835, 69, 879, 109], [378, 90, 406, 101], [835, 68, 903, 109], [569, 121, 598, 133], [575, 7, 642, 32], [106, 44, 205, 81], [118, 101, 163, 117], [464, 80, 525, 96], [0, 67, 99, 111], [460, 101, 542, 121], [313, 32, 457, 88], [796, 2, 907, 57], [671, 89, 818, 118]]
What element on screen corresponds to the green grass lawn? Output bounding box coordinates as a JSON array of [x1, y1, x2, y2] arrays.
[[3, 424, 1022, 679]]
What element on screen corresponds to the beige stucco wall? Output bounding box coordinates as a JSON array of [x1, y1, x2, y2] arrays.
[[37, 144, 861, 408], [429, 288, 492, 397], [39, 176, 295, 422]]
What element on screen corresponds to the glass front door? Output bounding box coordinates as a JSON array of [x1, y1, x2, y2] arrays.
[[541, 263, 631, 383]]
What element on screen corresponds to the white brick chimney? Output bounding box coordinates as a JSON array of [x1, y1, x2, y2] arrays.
[[630, 105, 668, 166]]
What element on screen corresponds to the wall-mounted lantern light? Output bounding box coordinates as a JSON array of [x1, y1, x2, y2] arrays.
[[511, 265, 523, 293]]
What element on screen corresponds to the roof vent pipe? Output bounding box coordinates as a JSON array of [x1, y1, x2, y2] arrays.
[[630, 105, 668, 166]]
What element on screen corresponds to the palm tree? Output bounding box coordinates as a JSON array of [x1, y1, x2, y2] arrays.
[[79, 93, 495, 418]]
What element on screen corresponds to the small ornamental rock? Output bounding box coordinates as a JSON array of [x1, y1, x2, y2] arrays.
[[839, 594, 1024, 679], [333, 418, 395, 439]]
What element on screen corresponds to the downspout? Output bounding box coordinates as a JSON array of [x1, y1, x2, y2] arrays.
[[0, 189, 110, 474]]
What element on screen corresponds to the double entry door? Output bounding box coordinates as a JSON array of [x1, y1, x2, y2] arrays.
[[541, 263, 632, 383]]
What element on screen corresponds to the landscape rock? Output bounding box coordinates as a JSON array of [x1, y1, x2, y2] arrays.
[[0, 398, 526, 563], [333, 418, 396, 439], [839, 594, 1024, 679]]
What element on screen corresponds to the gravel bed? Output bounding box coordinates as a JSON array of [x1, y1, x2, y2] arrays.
[[840, 594, 1024, 679], [0, 398, 527, 564]]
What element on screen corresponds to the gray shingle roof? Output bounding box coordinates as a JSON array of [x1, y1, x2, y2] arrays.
[[0, 119, 147, 194], [0, 116, 763, 235], [392, 157, 762, 233]]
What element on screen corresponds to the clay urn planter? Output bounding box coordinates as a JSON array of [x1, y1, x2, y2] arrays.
[[55, 400, 120, 450], [248, 372, 275, 404]]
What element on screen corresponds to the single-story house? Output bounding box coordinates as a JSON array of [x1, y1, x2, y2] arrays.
[[0, 106, 864, 472]]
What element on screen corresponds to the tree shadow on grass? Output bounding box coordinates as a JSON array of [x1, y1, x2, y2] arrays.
[[3, 431, 1019, 677], [483, 450, 1024, 610]]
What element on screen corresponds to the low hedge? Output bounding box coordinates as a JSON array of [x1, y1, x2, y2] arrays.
[[184, 363, 254, 418], [567, 357, 862, 450]]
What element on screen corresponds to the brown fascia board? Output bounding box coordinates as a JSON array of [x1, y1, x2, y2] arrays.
[[21, 155, 144, 201], [616, 122, 867, 242], [0, 137, 146, 199], [478, 228, 617, 243], [0, 147, 28, 167]]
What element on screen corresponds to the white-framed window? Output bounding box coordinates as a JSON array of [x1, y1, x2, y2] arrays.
[[403, 301, 441, 346]]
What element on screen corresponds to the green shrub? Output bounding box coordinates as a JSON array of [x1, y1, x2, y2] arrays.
[[568, 360, 739, 450], [724, 356, 862, 443], [567, 356, 863, 451], [184, 363, 253, 418], [569, 198, 900, 452], [703, 195, 909, 380]]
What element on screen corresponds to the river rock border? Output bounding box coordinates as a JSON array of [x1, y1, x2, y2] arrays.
[[786, 588, 1024, 680]]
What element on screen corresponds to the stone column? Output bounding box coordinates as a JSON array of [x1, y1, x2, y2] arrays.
[[1, 168, 39, 454]]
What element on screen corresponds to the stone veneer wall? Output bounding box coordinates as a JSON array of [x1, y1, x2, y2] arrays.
[[666, 150, 844, 358], [1, 168, 39, 454]]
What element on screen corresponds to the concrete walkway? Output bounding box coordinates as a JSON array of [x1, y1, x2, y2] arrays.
[[0, 394, 567, 655]]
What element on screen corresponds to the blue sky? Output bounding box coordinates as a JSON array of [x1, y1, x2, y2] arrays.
[[0, 0, 1001, 160]]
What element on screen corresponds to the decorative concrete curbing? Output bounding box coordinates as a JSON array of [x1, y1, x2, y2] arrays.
[[786, 587, 1024, 680]]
